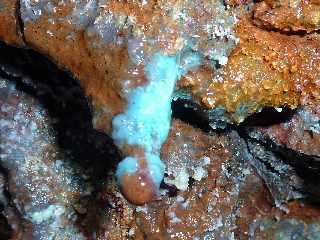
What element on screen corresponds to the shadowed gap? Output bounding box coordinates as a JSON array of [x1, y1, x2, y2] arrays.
[[0, 41, 122, 237]]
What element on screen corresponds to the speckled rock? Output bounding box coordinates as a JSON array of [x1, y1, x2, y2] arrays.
[[94, 119, 320, 239], [0, 1, 320, 239], [0, 1, 319, 127], [245, 139, 305, 207], [94, 119, 268, 239], [253, 0, 320, 33], [200, 19, 320, 125], [0, 78, 88, 239], [0, 0, 24, 46], [250, 201, 320, 239], [245, 103, 320, 197], [0, 0, 247, 131], [247, 103, 320, 158]]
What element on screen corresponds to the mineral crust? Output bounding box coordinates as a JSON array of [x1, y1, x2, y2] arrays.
[[0, 78, 87, 239], [0, 0, 320, 239], [200, 19, 320, 123], [0, 1, 319, 126], [95, 120, 320, 239], [253, 0, 320, 33], [0, 0, 24, 46]]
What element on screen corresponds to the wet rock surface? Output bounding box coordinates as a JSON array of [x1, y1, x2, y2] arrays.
[[0, 0, 320, 239]]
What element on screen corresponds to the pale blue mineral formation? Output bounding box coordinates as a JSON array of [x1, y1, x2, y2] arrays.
[[112, 51, 201, 200]]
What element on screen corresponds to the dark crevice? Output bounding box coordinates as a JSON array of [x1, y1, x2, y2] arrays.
[[253, 24, 320, 37], [1, 31, 320, 236], [170, 97, 319, 201], [172, 95, 320, 191], [239, 107, 296, 127], [252, 15, 320, 37], [0, 40, 122, 237], [262, 140, 320, 196], [237, 126, 320, 198], [160, 181, 178, 198], [15, 0, 26, 44], [215, 106, 320, 200], [172, 101, 296, 133], [170, 90, 320, 200], [172, 99, 212, 132], [0, 41, 121, 172], [236, 127, 320, 210], [0, 214, 11, 240], [251, 153, 279, 176], [0, 165, 19, 239], [239, 136, 281, 207]]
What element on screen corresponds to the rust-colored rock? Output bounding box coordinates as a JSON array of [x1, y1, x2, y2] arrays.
[[247, 103, 320, 157], [120, 169, 157, 206], [253, 0, 320, 33], [1, 1, 320, 238], [224, 0, 252, 6], [0, 0, 24, 46], [23, 17, 128, 133], [96, 119, 266, 239], [1, 1, 320, 127], [15, 0, 245, 130], [201, 19, 320, 123], [94, 120, 320, 239]]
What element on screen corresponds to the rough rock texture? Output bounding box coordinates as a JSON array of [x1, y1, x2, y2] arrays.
[[2, 0, 245, 130], [247, 104, 320, 158], [0, 0, 320, 239], [94, 120, 320, 239], [253, 0, 320, 33], [0, 78, 87, 239], [201, 19, 320, 124], [0, 1, 319, 127], [0, 0, 24, 46], [249, 201, 320, 239], [245, 103, 320, 198]]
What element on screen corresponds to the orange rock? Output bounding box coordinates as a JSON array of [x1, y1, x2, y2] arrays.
[[13, 0, 245, 128], [23, 12, 128, 133], [200, 18, 320, 123], [120, 170, 157, 205], [0, 0, 24, 46], [253, 0, 320, 33]]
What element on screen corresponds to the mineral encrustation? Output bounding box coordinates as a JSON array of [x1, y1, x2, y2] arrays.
[[0, 0, 320, 239]]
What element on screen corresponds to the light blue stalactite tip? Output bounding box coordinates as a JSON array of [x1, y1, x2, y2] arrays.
[[115, 156, 139, 184]]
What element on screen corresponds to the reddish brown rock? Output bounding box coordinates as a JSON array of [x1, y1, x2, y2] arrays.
[[247, 103, 320, 157], [1, 0, 320, 127], [94, 120, 320, 239], [245, 103, 320, 198], [16, 0, 244, 130], [1, 1, 320, 239], [250, 201, 320, 239], [0, 0, 24, 46], [94, 119, 264, 238], [253, 0, 320, 33], [224, 0, 252, 6]]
